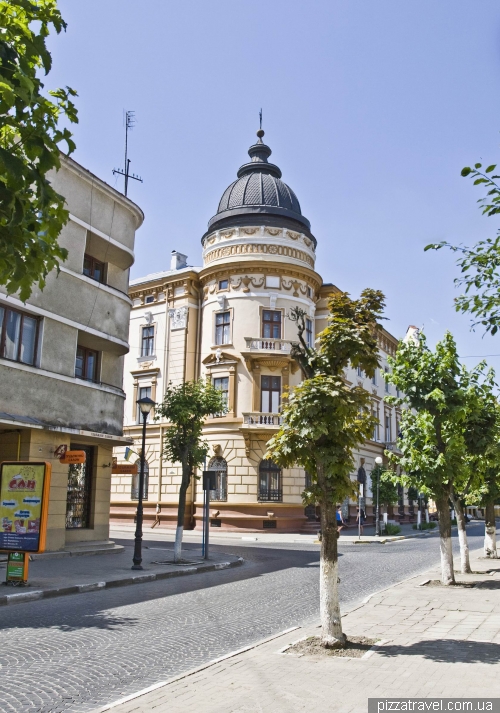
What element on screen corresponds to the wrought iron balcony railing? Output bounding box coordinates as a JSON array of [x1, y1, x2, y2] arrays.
[[258, 489, 283, 502], [243, 412, 282, 426], [244, 337, 292, 353]]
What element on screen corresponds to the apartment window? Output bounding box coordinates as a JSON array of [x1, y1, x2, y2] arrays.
[[75, 346, 98, 382], [131, 460, 149, 500], [218, 279, 228, 290], [357, 366, 364, 378], [385, 414, 391, 443], [136, 385, 152, 423], [306, 318, 313, 348], [213, 376, 229, 415], [208, 456, 227, 501], [141, 325, 155, 356], [372, 372, 377, 386], [0, 306, 38, 366], [307, 286, 312, 298], [262, 310, 281, 339], [384, 367, 390, 393], [83, 254, 105, 283], [145, 295, 155, 304], [261, 375, 281, 413], [215, 311, 231, 345], [373, 408, 380, 441], [258, 459, 282, 502]]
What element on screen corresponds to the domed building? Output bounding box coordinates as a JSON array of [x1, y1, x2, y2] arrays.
[[111, 129, 409, 532]]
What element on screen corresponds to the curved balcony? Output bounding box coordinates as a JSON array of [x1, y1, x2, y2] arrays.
[[242, 412, 282, 427], [244, 337, 292, 353]]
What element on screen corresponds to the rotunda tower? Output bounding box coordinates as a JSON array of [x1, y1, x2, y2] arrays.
[[198, 128, 321, 531]]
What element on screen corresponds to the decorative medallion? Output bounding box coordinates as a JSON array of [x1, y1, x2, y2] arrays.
[[168, 306, 188, 330]]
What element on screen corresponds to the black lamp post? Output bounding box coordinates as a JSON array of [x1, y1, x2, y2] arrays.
[[374, 456, 383, 537], [132, 395, 156, 570]]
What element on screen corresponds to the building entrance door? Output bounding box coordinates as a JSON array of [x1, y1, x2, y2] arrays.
[[66, 445, 94, 529]]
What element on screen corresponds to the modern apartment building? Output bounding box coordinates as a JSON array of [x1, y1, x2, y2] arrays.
[[0, 154, 143, 551]]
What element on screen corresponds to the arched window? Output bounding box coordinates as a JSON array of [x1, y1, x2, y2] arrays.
[[131, 460, 149, 500], [207, 457, 227, 501], [258, 459, 282, 502]]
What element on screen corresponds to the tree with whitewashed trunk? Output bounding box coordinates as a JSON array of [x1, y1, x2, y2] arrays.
[[155, 380, 226, 563], [266, 290, 384, 648], [384, 332, 498, 583]]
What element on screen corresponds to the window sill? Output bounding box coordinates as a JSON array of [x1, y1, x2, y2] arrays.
[[211, 344, 234, 349], [137, 355, 157, 363]]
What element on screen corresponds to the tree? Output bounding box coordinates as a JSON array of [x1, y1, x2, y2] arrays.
[[155, 380, 226, 563], [266, 289, 384, 647], [0, 0, 78, 301], [425, 162, 500, 335], [385, 331, 497, 583], [370, 464, 398, 510]]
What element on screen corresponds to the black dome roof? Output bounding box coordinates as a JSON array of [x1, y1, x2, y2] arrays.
[[205, 130, 313, 240]]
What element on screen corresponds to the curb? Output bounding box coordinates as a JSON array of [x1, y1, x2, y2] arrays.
[[0, 556, 244, 607]]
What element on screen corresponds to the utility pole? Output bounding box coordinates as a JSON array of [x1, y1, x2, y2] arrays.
[[113, 110, 143, 197]]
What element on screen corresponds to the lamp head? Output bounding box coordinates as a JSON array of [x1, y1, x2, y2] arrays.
[[137, 395, 155, 416], [374, 456, 383, 465]]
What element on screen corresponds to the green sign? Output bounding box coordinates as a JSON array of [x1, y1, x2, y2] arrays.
[[6, 552, 25, 580]]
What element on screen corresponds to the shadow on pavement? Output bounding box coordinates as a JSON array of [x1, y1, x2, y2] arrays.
[[376, 638, 500, 664]]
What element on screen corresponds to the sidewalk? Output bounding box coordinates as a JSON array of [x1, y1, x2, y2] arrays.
[[97, 549, 500, 713], [110, 522, 437, 545], [0, 542, 242, 607]]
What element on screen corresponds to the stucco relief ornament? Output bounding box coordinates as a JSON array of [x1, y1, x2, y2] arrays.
[[265, 227, 281, 236], [168, 306, 188, 330], [215, 348, 222, 363], [286, 230, 300, 240], [243, 227, 258, 235]]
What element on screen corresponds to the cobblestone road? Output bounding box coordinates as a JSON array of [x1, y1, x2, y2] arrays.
[[0, 524, 487, 713]]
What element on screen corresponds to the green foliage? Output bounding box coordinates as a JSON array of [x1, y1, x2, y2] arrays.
[[266, 289, 385, 505], [425, 161, 500, 334], [384, 523, 401, 535], [384, 331, 498, 503], [370, 464, 399, 506], [412, 521, 437, 530], [0, 0, 78, 300], [156, 380, 226, 474]]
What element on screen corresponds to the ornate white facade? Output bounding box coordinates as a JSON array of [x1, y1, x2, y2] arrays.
[[111, 130, 409, 532]]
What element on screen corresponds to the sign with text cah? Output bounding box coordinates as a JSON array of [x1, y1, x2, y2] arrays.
[[0, 462, 51, 553]]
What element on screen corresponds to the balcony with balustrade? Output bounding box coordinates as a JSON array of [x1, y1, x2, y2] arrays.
[[242, 412, 282, 428], [243, 337, 292, 353]]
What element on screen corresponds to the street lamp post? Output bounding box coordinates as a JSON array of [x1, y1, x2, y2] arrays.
[[374, 456, 383, 537], [132, 395, 156, 570]]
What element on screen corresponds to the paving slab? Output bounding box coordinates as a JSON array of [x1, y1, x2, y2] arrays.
[[94, 549, 500, 713]]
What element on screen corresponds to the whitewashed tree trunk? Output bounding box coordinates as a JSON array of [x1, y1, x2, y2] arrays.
[[319, 495, 346, 648], [436, 494, 455, 585], [484, 501, 498, 559], [451, 492, 471, 574], [173, 461, 190, 563], [174, 526, 184, 562]]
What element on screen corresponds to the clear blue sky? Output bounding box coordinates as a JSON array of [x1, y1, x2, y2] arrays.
[[48, 0, 500, 372]]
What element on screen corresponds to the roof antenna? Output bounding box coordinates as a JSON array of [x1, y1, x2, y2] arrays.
[[113, 110, 143, 197]]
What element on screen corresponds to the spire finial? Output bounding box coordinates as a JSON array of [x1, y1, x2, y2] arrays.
[[256, 108, 264, 141]]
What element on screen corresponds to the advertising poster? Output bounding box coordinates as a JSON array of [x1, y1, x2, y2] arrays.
[[0, 463, 49, 552]]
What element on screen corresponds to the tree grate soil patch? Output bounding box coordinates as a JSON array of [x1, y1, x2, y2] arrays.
[[285, 636, 379, 658], [422, 580, 476, 588]]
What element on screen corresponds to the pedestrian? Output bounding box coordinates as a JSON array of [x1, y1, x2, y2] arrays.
[[356, 506, 366, 535], [336, 506, 346, 533]]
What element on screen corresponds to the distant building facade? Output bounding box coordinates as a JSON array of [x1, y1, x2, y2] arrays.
[[111, 130, 410, 532], [0, 155, 143, 551]]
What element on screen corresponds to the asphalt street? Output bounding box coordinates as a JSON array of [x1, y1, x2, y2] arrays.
[[0, 523, 488, 713]]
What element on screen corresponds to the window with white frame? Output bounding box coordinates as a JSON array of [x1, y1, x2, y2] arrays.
[[384, 367, 390, 393], [0, 306, 39, 366], [215, 311, 231, 345], [213, 376, 229, 415]]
